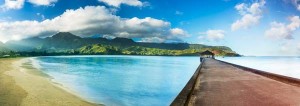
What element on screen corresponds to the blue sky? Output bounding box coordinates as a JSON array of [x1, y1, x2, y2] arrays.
[[1, 0, 300, 56]]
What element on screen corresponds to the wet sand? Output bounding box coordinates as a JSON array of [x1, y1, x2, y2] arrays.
[[0, 58, 99, 106]]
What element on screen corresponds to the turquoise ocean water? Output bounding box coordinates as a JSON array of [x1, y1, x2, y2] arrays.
[[31, 55, 200, 106]]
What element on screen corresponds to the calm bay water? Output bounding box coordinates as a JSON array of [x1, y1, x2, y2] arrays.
[[217, 56, 300, 79], [31, 55, 200, 106]]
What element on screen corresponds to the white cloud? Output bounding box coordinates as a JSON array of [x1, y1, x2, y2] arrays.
[[231, 14, 261, 31], [231, 0, 265, 31], [265, 16, 300, 40], [28, 0, 57, 6], [290, 0, 300, 11], [249, 2, 264, 15], [235, 3, 247, 15], [1, 0, 58, 10], [99, 0, 143, 7], [170, 28, 187, 36], [1, 0, 25, 10], [0, 6, 187, 43], [287, 15, 300, 30], [199, 30, 225, 41]]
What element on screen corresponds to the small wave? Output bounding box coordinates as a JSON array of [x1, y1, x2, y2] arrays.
[[29, 58, 43, 70]]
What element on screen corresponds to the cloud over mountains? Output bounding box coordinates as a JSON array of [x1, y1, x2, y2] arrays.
[[0, 6, 187, 43]]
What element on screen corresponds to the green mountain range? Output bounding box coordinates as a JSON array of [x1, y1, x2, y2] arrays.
[[0, 32, 240, 56]]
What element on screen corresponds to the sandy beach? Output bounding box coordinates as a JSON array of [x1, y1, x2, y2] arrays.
[[0, 58, 98, 106]]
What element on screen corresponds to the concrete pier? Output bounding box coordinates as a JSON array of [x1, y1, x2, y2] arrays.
[[172, 58, 300, 106]]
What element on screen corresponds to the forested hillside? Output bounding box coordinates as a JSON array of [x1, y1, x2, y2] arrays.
[[0, 32, 240, 57]]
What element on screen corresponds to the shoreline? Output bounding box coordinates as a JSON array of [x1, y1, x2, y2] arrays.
[[0, 57, 100, 106]]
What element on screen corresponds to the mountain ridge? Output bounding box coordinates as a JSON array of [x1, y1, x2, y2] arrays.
[[5, 32, 191, 51], [1, 32, 240, 56]]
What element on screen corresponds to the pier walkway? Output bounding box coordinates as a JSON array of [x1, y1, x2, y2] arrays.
[[172, 58, 300, 106]]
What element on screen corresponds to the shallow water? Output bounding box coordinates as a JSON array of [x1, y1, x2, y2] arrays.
[[217, 56, 300, 79], [32, 55, 200, 106]]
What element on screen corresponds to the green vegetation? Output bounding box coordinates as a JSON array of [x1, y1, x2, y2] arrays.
[[78, 44, 240, 56], [79, 44, 121, 55], [0, 32, 240, 57]]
